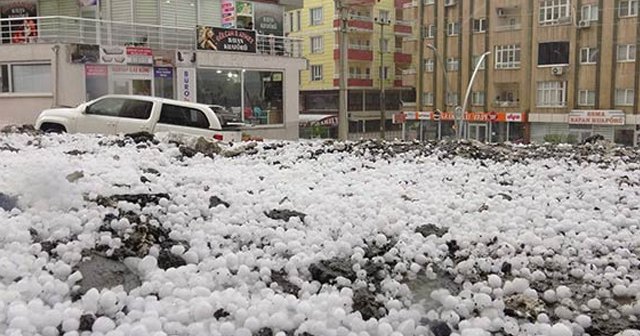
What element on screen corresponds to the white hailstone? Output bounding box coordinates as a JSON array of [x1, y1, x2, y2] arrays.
[[92, 316, 116, 333], [220, 322, 236, 336], [512, 278, 529, 293], [612, 285, 628, 297], [235, 327, 252, 336], [377, 322, 393, 336], [82, 288, 100, 313], [556, 286, 572, 300], [397, 319, 415, 336], [141, 316, 162, 332], [441, 310, 460, 326], [549, 323, 572, 336], [554, 306, 574, 320], [570, 268, 585, 279], [461, 328, 489, 336], [543, 290, 557, 303], [62, 317, 80, 332], [414, 254, 428, 265], [587, 298, 602, 310], [191, 301, 213, 321], [243, 316, 260, 331], [139, 256, 158, 273], [531, 270, 546, 282], [409, 263, 421, 273], [455, 303, 470, 318], [537, 313, 550, 324], [170, 245, 185, 255], [574, 314, 591, 328], [41, 326, 59, 336], [425, 310, 439, 321], [99, 291, 119, 314], [473, 293, 492, 310], [356, 270, 367, 279], [487, 275, 502, 289], [52, 262, 72, 279], [10, 316, 34, 332], [374, 234, 388, 246], [442, 295, 459, 310]]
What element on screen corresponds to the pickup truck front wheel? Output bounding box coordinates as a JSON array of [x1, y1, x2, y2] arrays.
[[40, 123, 66, 133]]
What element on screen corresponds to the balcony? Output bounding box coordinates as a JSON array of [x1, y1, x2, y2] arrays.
[[0, 16, 303, 57], [394, 0, 412, 8], [495, 23, 521, 32], [333, 44, 373, 61], [394, 50, 412, 64], [333, 15, 374, 31], [394, 74, 404, 87], [333, 74, 373, 87], [493, 100, 519, 108], [394, 20, 412, 35]]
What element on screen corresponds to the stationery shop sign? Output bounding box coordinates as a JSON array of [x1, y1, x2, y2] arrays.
[[197, 26, 256, 53]]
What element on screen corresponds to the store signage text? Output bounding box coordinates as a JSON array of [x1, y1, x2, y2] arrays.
[[569, 110, 625, 125]]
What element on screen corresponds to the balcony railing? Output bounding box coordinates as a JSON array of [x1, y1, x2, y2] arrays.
[[495, 23, 522, 32], [395, 19, 413, 26], [0, 16, 302, 58], [493, 100, 519, 108]]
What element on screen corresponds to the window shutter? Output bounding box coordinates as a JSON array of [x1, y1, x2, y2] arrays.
[[111, 0, 133, 22], [199, 0, 221, 27], [161, 0, 196, 27], [135, 0, 158, 25]]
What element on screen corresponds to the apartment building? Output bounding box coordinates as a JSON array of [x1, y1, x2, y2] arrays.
[[402, 0, 640, 145], [0, 0, 306, 139], [286, 0, 414, 137]]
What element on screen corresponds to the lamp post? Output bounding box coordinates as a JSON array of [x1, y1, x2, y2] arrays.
[[375, 17, 391, 140], [460, 51, 491, 140], [426, 43, 453, 140]]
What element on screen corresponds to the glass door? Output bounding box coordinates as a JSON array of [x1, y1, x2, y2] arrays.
[[468, 123, 488, 142]]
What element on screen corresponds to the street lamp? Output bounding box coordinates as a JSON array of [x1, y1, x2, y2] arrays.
[[335, 0, 349, 140], [426, 43, 453, 140], [374, 17, 391, 140], [460, 50, 491, 140]]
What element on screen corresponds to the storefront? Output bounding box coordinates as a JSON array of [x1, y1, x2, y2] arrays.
[[396, 110, 526, 142]]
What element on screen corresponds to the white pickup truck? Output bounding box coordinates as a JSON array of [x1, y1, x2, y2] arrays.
[[35, 95, 244, 142]]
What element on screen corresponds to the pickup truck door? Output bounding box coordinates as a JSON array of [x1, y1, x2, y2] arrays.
[[76, 97, 125, 135], [115, 99, 155, 134]]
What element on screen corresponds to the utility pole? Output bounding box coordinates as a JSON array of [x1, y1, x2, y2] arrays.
[[427, 43, 452, 139], [415, 0, 425, 115], [375, 17, 390, 140], [337, 0, 349, 141]]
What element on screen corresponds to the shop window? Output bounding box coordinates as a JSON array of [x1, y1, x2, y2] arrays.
[[197, 68, 242, 118], [159, 104, 210, 129], [154, 67, 174, 99], [0, 63, 51, 93], [538, 41, 570, 66], [243, 71, 284, 125]]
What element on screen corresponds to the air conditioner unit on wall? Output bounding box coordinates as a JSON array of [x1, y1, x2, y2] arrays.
[[578, 20, 591, 28], [551, 66, 564, 76], [497, 8, 505, 17], [444, 0, 456, 7]]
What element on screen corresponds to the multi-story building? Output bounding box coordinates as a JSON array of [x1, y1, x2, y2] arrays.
[[402, 0, 640, 145], [0, 0, 305, 139], [287, 0, 414, 138]]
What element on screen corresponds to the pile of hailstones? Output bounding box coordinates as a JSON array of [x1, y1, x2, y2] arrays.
[[0, 129, 639, 336]]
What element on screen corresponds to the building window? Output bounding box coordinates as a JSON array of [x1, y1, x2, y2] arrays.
[[425, 58, 434, 72], [0, 63, 52, 93], [296, 11, 301, 31], [424, 0, 434, 4], [446, 92, 458, 106], [617, 44, 636, 61], [425, 24, 436, 38], [472, 91, 485, 106], [310, 36, 323, 53], [473, 18, 487, 33], [619, 0, 639, 17], [310, 65, 323, 81], [379, 66, 389, 80], [423, 92, 434, 106], [495, 44, 521, 69], [472, 55, 486, 70], [538, 41, 570, 65], [381, 39, 390, 52], [578, 90, 596, 106], [447, 21, 460, 36], [446, 58, 459, 71], [539, 0, 571, 25], [310, 7, 323, 26], [537, 81, 567, 107], [579, 47, 598, 64], [616, 88, 634, 106], [378, 9, 390, 22], [581, 4, 599, 21]]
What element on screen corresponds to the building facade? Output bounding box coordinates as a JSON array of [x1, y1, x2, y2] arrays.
[[286, 0, 414, 138], [0, 0, 306, 140], [402, 0, 640, 145]]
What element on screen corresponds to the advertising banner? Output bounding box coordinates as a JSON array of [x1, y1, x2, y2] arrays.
[[0, 0, 38, 44], [154, 67, 173, 79], [221, 0, 235, 28], [254, 2, 283, 36], [126, 46, 153, 65], [100, 45, 126, 64], [569, 110, 625, 125], [177, 67, 196, 102], [84, 64, 108, 100], [197, 26, 256, 53]]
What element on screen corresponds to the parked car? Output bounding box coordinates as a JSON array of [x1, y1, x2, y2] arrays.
[[209, 104, 243, 126], [35, 95, 244, 141]]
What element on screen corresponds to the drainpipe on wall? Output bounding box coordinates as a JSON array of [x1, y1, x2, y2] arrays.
[[51, 44, 60, 107]]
